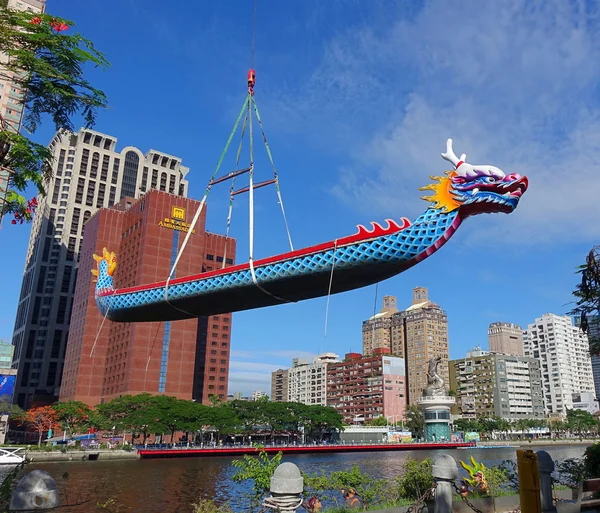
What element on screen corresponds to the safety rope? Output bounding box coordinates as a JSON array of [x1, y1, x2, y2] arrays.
[[324, 239, 338, 337], [246, 94, 290, 304], [222, 112, 249, 269], [252, 98, 294, 251], [163, 96, 249, 314]]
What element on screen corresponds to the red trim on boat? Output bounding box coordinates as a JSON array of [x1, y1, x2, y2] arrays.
[[98, 218, 412, 298], [137, 441, 472, 458]]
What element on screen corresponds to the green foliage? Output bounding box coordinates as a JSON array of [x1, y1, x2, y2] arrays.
[[584, 442, 600, 478], [304, 464, 384, 508], [555, 458, 589, 488], [364, 416, 388, 427], [231, 447, 283, 509], [569, 246, 600, 355], [53, 400, 92, 436], [386, 458, 433, 501], [191, 499, 233, 513], [405, 405, 424, 438], [566, 408, 598, 434], [0, 5, 109, 223]]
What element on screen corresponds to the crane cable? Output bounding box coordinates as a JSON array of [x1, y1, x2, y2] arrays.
[[163, 97, 249, 314]]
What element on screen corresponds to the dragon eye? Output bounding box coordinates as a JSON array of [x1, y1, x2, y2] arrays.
[[486, 177, 495, 183]]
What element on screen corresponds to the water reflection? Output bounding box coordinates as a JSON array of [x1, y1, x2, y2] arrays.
[[21, 445, 587, 513]]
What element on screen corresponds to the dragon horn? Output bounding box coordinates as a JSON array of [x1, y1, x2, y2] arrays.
[[93, 254, 102, 262]]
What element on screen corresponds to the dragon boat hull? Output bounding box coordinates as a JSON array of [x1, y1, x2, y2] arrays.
[[96, 209, 462, 323], [93, 139, 529, 324]]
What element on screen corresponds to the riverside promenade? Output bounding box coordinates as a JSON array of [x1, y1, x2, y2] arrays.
[[137, 441, 473, 459]]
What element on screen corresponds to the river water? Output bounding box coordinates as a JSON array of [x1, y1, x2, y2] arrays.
[[13, 445, 588, 513]]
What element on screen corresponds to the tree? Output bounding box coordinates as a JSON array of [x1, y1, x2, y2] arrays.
[[53, 400, 92, 438], [405, 405, 424, 438], [231, 447, 283, 510], [566, 408, 597, 435], [0, 5, 109, 224], [569, 246, 600, 355], [21, 405, 58, 445]]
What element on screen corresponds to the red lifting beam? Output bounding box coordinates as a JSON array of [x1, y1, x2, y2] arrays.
[[209, 167, 252, 186], [232, 178, 276, 197]]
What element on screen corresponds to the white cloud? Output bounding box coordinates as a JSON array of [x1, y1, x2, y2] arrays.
[[274, 0, 600, 245]]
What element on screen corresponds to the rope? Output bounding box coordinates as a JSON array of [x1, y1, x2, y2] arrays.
[[246, 95, 290, 304], [324, 240, 338, 337], [252, 98, 294, 251], [263, 496, 303, 513], [163, 96, 249, 314], [222, 112, 249, 269], [89, 307, 109, 358], [251, 0, 257, 68], [373, 282, 379, 316]]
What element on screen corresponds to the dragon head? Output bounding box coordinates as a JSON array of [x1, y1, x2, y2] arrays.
[[420, 139, 528, 218], [91, 247, 117, 291]]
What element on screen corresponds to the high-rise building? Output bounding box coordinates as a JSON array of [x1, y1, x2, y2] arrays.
[[0, 0, 46, 223], [10, 128, 190, 408], [362, 296, 400, 356], [361, 288, 449, 405], [575, 315, 600, 402], [403, 288, 449, 405], [287, 353, 340, 406], [59, 190, 235, 406], [449, 347, 545, 420], [271, 369, 289, 403], [523, 313, 595, 416], [488, 322, 524, 356], [327, 350, 406, 425]]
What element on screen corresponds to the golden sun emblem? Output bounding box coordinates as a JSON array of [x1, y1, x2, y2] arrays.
[[419, 170, 461, 213]]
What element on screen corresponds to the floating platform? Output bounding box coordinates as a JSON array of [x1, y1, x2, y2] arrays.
[[137, 442, 474, 459]]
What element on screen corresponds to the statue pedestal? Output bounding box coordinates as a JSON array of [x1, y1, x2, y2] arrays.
[[416, 395, 456, 442]]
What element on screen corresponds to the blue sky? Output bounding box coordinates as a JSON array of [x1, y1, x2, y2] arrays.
[[1, 0, 598, 395]]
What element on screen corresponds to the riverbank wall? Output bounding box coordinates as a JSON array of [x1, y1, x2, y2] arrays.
[[478, 439, 596, 447], [24, 449, 140, 463]]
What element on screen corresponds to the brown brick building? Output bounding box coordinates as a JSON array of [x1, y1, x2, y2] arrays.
[[326, 350, 407, 424], [59, 190, 236, 406]]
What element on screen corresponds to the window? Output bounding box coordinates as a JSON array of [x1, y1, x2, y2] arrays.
[[56, 296, 68, 324], [121, 151, 139, 199], [51, 178, 61, 203], [111, 159, 120, 185], [61, 267, 72, 293], [51, 330, 62, 358], [206, 254, 214, 261], [101, 155, 110, 181], [90, 152, 99, 178], [86, 181, 96, 206]]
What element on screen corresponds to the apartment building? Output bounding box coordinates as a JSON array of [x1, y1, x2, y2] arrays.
[[488, 322, 524, 356], [287, 353, 340, 406], [523, 314, 595, 415], [449, 347, 545, 420], [327, 350, 406, 424], [271, 369, 289, 403]]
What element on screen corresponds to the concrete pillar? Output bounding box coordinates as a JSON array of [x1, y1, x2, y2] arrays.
[[537, 450, 557, 513], [9, 470, 60, 510], [432, 454, 458, 513], [263, 462, 304, 512]]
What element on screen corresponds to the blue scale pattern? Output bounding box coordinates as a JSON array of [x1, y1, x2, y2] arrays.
[[97, 209, 457, 315]]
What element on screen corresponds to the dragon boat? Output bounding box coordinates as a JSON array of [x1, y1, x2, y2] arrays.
[[92, 139, 528, 323]]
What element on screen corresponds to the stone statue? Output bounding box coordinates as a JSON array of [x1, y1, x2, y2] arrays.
[[423, 356, 446, 397]]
